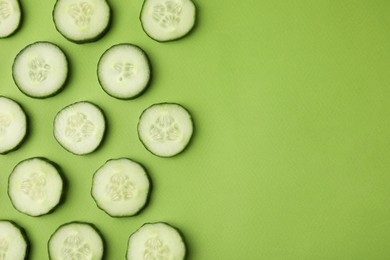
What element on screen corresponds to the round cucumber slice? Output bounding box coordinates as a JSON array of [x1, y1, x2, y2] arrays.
[[0, 0, 22, 38], [12, 41, 69, 98], [0, 220, 29, 260], [138, 103, 194, 157], [54, 101, 106, 155], [140, 0, 196, 42], [0, 96, 27, 154], [48, 222, 104, 260], [97, 44, 151, 99], [8, 157, 64, 217], [92, 158, 151, 217], [53, 0, 111, 43], [127, 222, 186, 260]]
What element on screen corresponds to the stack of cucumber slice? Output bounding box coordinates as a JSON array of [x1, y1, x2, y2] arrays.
[[1, 0, 198, 258]]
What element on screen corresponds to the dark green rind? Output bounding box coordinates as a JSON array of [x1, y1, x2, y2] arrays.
[[11, 41, 69, 99], [0, 0, 23, 39], [91, 157, 152, 218], [97, 43, 152, 100], [137, 103, 195, 158], [48, 221, 105, 260], [0, 220, 30, 260], [53, 101, 107, 156], [139, 0, 197, 42], [0, 96, 28, 155], [7, 157, 67, 217], [126, 222, 187, 260], [52, 0, 112, 44]]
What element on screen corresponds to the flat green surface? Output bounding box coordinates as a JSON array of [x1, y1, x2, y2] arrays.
[[1, 0, 390, 259]]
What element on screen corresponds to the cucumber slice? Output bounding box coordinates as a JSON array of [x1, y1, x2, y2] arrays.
[[127, 222, 186, 260], [0, 96, 27, 154], [92, 158, 151, 217], [12, 41, 69, 98], [54, 101, 106, 155], [0, 0, 22, 38], [97, 44, 151, 99], [48, 222, 104, 260], [140, 0, 196, 42], [8, 157, 64, 217], [0, 220, 29, 260], [53, 0, 111, 43], [138, 103, 194, 157]]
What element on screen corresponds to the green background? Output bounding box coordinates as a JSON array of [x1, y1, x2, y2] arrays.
[[1, 0, 390, 259]]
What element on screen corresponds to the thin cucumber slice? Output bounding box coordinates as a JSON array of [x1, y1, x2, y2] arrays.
[[12, 41, 69, 98], [140, 0, 196, 42], [138, 103, 194, 157], [127, 222, 186, 260], [54, 101, 106, 155], [97, 44, 151, 99], [91, 158, 151, 217], [0, 220, 29, 260], [0, 96, 27, 154], [53, 0, 111, 43], [48, 222, 104, 260], [8, 157, 64, 217], [0, 0, 21, 38]]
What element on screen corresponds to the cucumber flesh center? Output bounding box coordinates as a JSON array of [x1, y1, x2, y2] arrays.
[[106, 172, 136, 201], [20, 172, 47, 201], [61, 235, 92, 259], [67, 2, 95, 29], [151, 1, 183, 31], [142, 236, 172, 259], [65, 112, 96, 143], [112, 62, 135, 83], [149, 113, 181, 142], [28, 56, 51, 83]]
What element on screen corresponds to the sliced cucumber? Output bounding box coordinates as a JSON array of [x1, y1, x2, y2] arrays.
[[12, 41, 69, 98], [0, 0, 22, 38], [53, 0, 111, 43], [97, 44, 151, 99], [127, 222, 186, 260], [48, 222, 104, 260], [8, 157, 64, 217], [0, 220, 29, 260], [140, 0, 196, 42], [54, 101, 106, 155], [92, 158, 151, 217], [0, 96, 27, 154], [138, 103, 193, 157]]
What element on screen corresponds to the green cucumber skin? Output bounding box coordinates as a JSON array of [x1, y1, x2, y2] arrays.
[[47, 221, 105, 260], [11, 41, 69, 99], [97, 43, 152, 100], [139, 0, 197, 43], [7, 157, 67, 217], [53, 101, 107, 156], [91, 157, 153, 218], [126, 222, 188, 260], [137, 102, 195, 158], [0, 96, 29, 155], [0, 0, 23, 39], [0, 220, 30, 260], [52, 0, 112, 44]]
